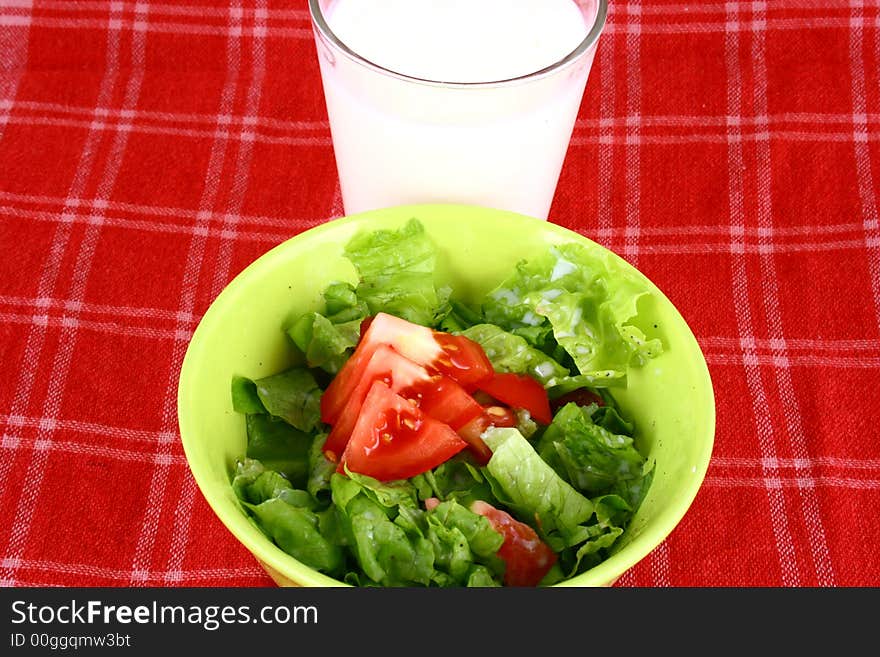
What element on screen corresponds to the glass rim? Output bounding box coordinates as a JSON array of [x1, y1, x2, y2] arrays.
[[307, 0, 609, 89]]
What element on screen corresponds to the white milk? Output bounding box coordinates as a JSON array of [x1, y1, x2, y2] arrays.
[[326, 0, 589, 83], [311, 0, 601, 219]]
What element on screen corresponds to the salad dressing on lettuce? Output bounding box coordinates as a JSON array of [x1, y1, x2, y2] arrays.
[[230, 219, 659, 587]]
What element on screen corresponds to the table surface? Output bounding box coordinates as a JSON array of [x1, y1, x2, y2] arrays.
[[1, 1, 878, 588]]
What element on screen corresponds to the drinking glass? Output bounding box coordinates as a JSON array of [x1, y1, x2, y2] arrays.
[[308, 0, 607, 220]]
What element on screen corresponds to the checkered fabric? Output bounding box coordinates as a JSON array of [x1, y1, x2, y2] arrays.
[[1, 0, 878, 587]]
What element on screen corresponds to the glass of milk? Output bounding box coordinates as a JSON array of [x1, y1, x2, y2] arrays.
[[308, 0, 607, 220]]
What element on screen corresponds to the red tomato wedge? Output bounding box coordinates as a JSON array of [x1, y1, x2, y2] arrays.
[[431, 331, 495, 388], [323, 344, 432, 460], [323, 346, 485, 461], [321, 313, 493, 425], [415, 375, 484, 431], [456, 405, 518, 464], [476, 372, 553, 425], [471, 500, 557, 587], [340, 381, 468, 481]]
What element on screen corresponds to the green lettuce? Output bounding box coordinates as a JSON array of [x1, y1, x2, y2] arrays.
[[322, 281, 369, 323], [481, 243, 662, 381], [482, 427, 595, 548], [287, 312, 361, 375], [331, 474, 434, 587], [306, 433, 336, 504], [410, 455, 495, 508], [343, 217, 450, 327], [242, 415, 312, 487], [482, 428, 640, 576], [328, 473, 505, 587], [232, 460, 343, 575], [460, 324, 569, 386], [233, 367, 322, 433], [537, 403, 652, 510]]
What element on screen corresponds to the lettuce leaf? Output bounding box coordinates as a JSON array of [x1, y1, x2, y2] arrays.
[[343, 217, 449, 327], [427, 500, 504, 561], [232, 459, 343, 575], [287, 312, 361, 375], [482, 427, 594, 548], [322, 281, 369, 323], [243, 415, 312, 487], [460, 323, 569, 386], [537, 403, 652, 510], [481, 243, 662, 381], [331, 474, 434, 586], [410, 455, 495, 507], [236, 367, 322, 433], [307, 433, 336, 504]]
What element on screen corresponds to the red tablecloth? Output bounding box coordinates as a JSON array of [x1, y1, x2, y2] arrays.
[[1, 0, 878, 588]]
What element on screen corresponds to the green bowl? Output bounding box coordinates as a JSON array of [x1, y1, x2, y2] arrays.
[[177, 204, 715, 587]]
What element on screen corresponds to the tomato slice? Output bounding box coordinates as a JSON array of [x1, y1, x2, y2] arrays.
[[323, 344, 432, 460], [477, 372, 553, 425], [470, 500, 557, 587], [321, 313, 493, 425], [415, 375, 484, 431], [456, 406, 518, 465], [324, 345, 485, 460], [432, 332, 495, 388], [340, 380, 468, 481]]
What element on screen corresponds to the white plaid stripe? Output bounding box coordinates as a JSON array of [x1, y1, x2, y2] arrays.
[[0, 203, 296, 244], [7, 97, 880, 135], [578, 112, 880, 127], [623, 0, 642, 264], [0, 192, 322, 231], [572, 131, 880, 145], [752, 1, 835, 587], [626, 0, 664, 583], [724, 3, 800, 587], [209, 1, 269, 301], [0, 15, 312, 37], [0, 99, 329, 131], [0, 311, 192, 341], [160, 4, 270, 581], [700, 336, 880, 351], [0, 435, 188, 466], [603, 17, 880, 34], [7, 419, 880, 486], [1, 414, 177, 446], [0, 0, 859, 20], [0, 558, 266, 583], [849, 1, 880, 332], [1, 115, 332, 146], [130, 3, 245, 585], [704, 352, 880, 367], [596, 10, 615, 250], [0, 294, 199, 323], [0, 3, 128, 585], [0, 0, 29, 143], [705, 476, 880, 489], [713, 455, 880, 471], [162, 474, 198, 584]]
